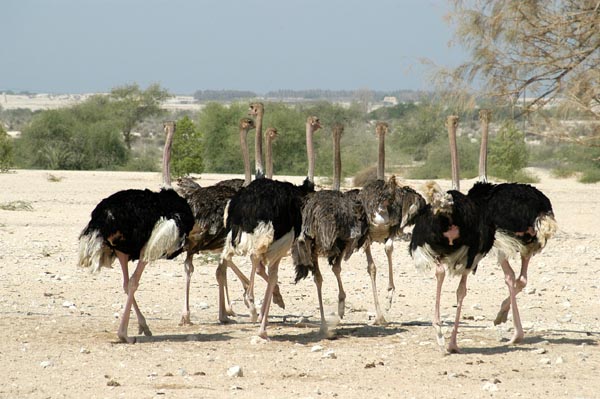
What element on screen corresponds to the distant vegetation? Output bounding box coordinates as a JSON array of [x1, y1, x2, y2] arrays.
[[1, 84, 599, 183]]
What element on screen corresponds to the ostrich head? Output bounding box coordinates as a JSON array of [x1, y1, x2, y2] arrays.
[[248, 102, 264, 117], [306, 116, 322, 132], [239, 117, 256, 131], [375, 121, 389, 137], [265, 127, 278, 141]]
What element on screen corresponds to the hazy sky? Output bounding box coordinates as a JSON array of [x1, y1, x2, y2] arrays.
[[1, 0, 466, 95]]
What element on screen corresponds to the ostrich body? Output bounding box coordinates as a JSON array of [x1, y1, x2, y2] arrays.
[[352, 122, 425, 324], [408, 116, 494, 353], [217, 116, 320, 338], [468, 109, 558, 344], [293, 124, 369, 335], [176, 118, 284, 325], [78, 121, 194, 343]]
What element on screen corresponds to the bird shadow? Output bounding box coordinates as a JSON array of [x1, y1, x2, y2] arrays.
[[111, 330, 234, 345]]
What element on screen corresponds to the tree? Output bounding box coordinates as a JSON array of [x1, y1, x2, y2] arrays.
[[445, 0, 600, 145], [110, 83, 170, 149], [171, 116, 204, 176], [489, 123, 529, 180], [0, 124, 13, 172]]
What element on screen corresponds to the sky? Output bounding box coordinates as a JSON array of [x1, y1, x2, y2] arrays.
[[1, 0, 467, 95]]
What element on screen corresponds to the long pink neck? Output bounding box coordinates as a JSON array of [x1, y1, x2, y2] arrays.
[[478, 109, 491, 183], [162, 123, 174, 188], [447, 115, 460, 191], [332, 128, 342, 191], [240, 127, 251, 186], [377, 132, 385, 180], [254, 111, 264, 177], [266, 134, 274, 179], [306, 123, 315, 183]]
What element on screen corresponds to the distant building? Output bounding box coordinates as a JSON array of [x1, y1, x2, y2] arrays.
[[382, 96, 398, 106]]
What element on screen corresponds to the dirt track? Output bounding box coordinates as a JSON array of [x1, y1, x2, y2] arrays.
[[1, 169, 599, 398]]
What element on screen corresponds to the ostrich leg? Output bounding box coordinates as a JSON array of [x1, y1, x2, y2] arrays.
[[117, 251, 151, 337]]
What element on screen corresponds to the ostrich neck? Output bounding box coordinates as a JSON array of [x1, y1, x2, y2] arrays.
[[377, 133, 385, 180], [254, 112, 264, 177], [479, 111, 490, 182], [306, 124, 315, 183], [240, 128, 252, 186], [266, 136, 274, 179], [162, 126, 174, 188], [447, 117, 460, 191], [333, 132, 342, 191]]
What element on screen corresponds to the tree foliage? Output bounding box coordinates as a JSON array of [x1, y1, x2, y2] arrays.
[[489, 123, 529, 180], [445, 0, 600, 145], [171, 116, 203, 176], [0, 124, 13, 172], [110, 83, 170, 149]]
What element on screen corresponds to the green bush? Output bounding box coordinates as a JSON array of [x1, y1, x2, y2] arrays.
[[0, 126, 13, 172], [488, 123, 528, 181]]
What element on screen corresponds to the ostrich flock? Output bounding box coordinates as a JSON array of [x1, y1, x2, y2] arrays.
[[78, 103, 557, 353]]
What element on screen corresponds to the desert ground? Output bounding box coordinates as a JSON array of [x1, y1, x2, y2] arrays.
[[0, 169, 599, 399]]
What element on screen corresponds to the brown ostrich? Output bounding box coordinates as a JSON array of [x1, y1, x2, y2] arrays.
[[265, 127, 278, 179]]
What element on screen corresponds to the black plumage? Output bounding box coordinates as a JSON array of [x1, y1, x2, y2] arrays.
[[467, 181, 557, 343], [78, 187, 194, 343]]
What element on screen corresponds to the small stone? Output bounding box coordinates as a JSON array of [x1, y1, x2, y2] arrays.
[[471, 304, 482, 310], [107, 379, 120, 387], [539, 358, 551, 365], [40, 360, 53, 368], [230, 385, 243, 391], [322, 349, 337, 359], [80, 347, 90, 354], [555, 356, 564, 364], [525, 287, 537, 295], [227, 365, 243, 378], [62, 301, 74, 308], [482, 381, 498, 392], [178, 368, 188, 376], [311, 345, 324, 353], [250, 335, 268, 345], [532, 348, 547, 355]]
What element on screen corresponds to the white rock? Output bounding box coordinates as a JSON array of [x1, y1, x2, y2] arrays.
[[322, 350, 337, 359], [250, 335, 268, 345], [79, 347, 90, 354], [40, 360, 53, 368], [227, 365, 243, 378], [62, 301, 74, 308], [471, 304, 482, 310], [539, 358, 551, 365], [178, 368, 188, 376], [482, 382, 498, 392], [555, 356, 564, 364], [525, 287, 536, 295], [532, 348, 547, 355], [311, 345, 324, 352]]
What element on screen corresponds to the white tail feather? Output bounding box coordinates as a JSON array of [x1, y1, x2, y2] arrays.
[[143, 218, 183, 262], [78, 229, 114, 273]]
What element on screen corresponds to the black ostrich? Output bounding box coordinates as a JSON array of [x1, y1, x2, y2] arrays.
[[175, 118, 285, 324], [216, 116, 320, 338], [409, 116, 494, 353], [351, 122, 425, 324], [467, 109, 558, 344], [292, 123, 369, 335], [78, 121, 195, 343]]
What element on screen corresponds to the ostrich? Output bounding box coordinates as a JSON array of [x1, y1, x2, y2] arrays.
[[78, 121, 195, 343], [467, 109, 558, 344], [351, 122, 425, 324], [409, 115, 494, 353], [216, 116, 320, 338], [249, 102, 266, 179], [292, 123, 369, 335], [265, 127, 278, 179], [175, 118, 285, 325]]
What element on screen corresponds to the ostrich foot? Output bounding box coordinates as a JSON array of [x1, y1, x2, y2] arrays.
[[258, 330, 270, 340], [385, 287, 395, 312], [249, 307, 259, 323], [225, 305, 237, 317], [494, 308, 509, 325], [338, 301, 346, 319], [508, 331, 525, 345], [447, 343, 462, 354], [272, 290, 285, 309], [117, 334, 137, 344], [179, 313, 194, 326], [372, 315, 388, 326], [219, 315, 236, 324], [138, 324, 152, 336]]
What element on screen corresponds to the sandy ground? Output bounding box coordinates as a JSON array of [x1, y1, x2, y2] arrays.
[[0, 169, 599, 399]]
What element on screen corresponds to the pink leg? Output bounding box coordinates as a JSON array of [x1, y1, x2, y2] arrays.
[[246, 255, 259, 322], [255, 262, 285, 310], [448, 273, 468, 354], [365, 245, 386, 325], [384, 238, 395, 312], [495, 254, 530, 325], [216, 258, 234, 323], [180, 251, 194, 325], [117, 251, 151, 337], [258, 259, 281, 339], [331, 254, 347, 320], [434, 261, 446, 349], [499, 258, 525, 344], [311, 252, 328, 335], [117, 255, 147, 343]]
